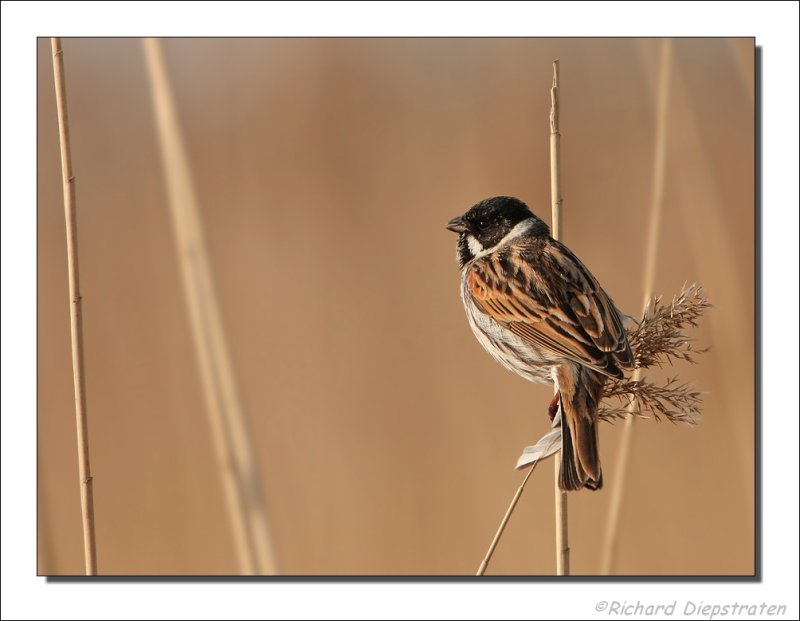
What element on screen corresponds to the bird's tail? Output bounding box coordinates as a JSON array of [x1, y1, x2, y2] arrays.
[[556, 366, 605, 491]]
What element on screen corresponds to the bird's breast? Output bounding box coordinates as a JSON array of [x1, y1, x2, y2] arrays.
[[460, 276, 554, 384]]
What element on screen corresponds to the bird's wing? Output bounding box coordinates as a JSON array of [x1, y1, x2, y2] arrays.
[[466, 238, 632, 378]]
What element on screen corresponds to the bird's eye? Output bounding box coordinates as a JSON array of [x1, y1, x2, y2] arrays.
[[478, 220, 488, 230]]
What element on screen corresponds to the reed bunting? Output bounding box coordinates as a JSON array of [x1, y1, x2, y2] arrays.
[[447, 196, 633, 491]]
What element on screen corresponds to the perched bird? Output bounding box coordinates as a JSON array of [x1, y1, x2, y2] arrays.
[[447, 196, 633, 491]]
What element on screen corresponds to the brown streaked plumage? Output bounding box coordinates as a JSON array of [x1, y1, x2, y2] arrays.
[[447, 196, 632, 491]]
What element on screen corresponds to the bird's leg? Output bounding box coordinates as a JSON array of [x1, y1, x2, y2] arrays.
[[548, 392, 561, 422]]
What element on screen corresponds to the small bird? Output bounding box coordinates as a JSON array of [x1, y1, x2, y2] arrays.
[[447, 196, 633, 491]]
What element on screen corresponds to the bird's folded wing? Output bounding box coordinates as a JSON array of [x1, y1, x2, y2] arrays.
[[467, 239, 632, 377]]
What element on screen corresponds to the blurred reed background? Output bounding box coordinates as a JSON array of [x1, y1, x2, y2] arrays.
[[37, 37, 754, 576]]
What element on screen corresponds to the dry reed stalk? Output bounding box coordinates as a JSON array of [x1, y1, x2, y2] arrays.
[[600, 38, 672, 576], [476, 450, 542, 576], [51, 37, 98, 576], [549, 59, 570, 577], [142, 38, 277, 575]]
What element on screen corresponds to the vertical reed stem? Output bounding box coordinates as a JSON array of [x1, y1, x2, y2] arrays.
[[142, 38, 277, 575], [600, 38, 672, 575], [550, 61, 563, 241], [51, 37, 98, 576], [549, 60, 570, 577]]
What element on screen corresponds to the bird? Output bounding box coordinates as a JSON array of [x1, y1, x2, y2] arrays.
[[446, 196, 633, 491]]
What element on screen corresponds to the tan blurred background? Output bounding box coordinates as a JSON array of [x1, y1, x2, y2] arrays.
[[37, 38, 754, 576]]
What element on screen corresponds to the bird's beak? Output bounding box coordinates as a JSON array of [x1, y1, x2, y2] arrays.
[[446, 215, 467, 234]]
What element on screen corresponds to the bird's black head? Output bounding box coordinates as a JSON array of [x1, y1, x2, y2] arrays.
[[446, 196, 549, 267]]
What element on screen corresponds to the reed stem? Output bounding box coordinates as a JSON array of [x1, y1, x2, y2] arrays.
[[51, 37, 98, 576], [476, 460, 539, 576], [549, 59, 570, 577], [142, 38, 277, 575], [600, 38, 672, 575]]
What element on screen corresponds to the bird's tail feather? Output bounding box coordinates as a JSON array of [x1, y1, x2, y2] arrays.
[[556, 366, 605, 491]]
